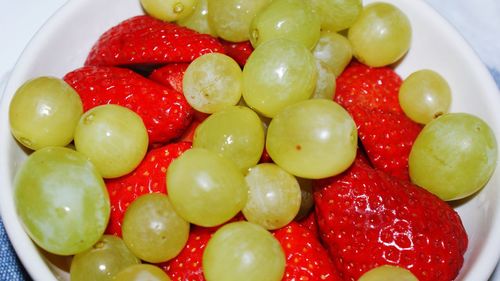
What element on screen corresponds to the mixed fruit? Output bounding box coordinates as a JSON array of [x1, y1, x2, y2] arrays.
[[7, 0, 499, 280]]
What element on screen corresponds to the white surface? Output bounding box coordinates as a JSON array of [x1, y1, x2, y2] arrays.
[[0, 0, 499, 280]]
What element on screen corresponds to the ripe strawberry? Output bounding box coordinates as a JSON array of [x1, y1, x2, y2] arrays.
[[105, 142, 191, 236], [85, 15, 225, 67], [273, 222, 342, 281], [219, 39, 254, 67], [313, 154, 468, 281], [149, 63, 189, 93], [296, 210, 318, 239], [64, 65, 194, 144]]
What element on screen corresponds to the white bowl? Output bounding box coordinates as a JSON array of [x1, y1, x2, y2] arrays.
[[1, 0, 499, 280]]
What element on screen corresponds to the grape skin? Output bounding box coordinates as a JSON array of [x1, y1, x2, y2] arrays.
[[358, 265, 418, 281], [141, 0, 197, 22]]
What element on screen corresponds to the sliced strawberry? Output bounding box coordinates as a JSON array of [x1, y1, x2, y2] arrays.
[[85, 15, 225, 67], [149, 63, 189, 93], [313, 154, 468, 281], [105, 142, 191, 236], [219, 39, 254, 67], [64, 65, 194, 145]]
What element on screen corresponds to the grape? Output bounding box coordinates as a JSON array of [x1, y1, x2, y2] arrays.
[[242, 39, 317, 118], [203, 221, 285, 281], [409, 113, 498, 201], [243, 163, 301, 230], [249, 0, 320, 49], [122, 193, 190, 263], [183, 53, 242, 114], [399, 69, 452, 124], [140, 0, 196, 22], [74, 104, 148, 179], [312, 31, 353, 77], [294, 177, 314, 220], [348, 2, 412, 67], [207, 0, 272, 42], [167, 148, 248, 227], [9, 76, 83, 150], [177, 0, 217, 36], [358, 265, 418, 281], [308, 0, 362, 32], [266, 99, 357, 179], [114, 264, 171, 281], [193, 106, 265, 172], [312, 60, 336, 100]]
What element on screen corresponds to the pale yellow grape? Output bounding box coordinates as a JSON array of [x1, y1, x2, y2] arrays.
[[358, 265, 418, 281], [266, 99, 357, 179], [242, 39, 317, 118], [74, 104, 148, 178], [312, 60, 336, 100], [177, 0, 216, 36], [208, 0, 272, 42], [183, 53, 242, 113], [243, 163, 301, 230], [308, 0, 362, 31], [193, 106, 265, 172], [122, 194, 189, 263], [312, 31, 353, 76], [249, 0, 320, 49], [399, 69, 452, 124], [9, 76, 83, 150], [348, 2, 411, 67], [203, 221, 285, 281], [167, 148, 248, 227], [409, 113, 498, 201], [114, 264, 171, 281], [141, 0, 196, 22]]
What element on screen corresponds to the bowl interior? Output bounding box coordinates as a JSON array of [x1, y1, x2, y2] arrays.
[[1, 0, 499, 280]]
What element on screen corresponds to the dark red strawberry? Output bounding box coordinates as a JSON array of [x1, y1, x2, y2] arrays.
[[273, 222, 342, 281], [296, 209, 318, 239], [220, 39, 254, 67], [149, 63, 189, 93], [85, 15, 225, 67], [105, 142, 191, 236], [64, 65, 194, 144], [313, 154, 468, 281]]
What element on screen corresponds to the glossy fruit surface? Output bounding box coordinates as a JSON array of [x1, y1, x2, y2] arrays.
[[141, 0, 196, 22]]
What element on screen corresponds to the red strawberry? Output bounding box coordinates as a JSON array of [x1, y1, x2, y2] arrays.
[[85, 15, 225, 67], [64, 65, 194, 144], [313, 154, 468, 281], [296, 209, 318, 239], [273, 222, 342, 281], [149, 63, 189, 93], [105, 142, 191, 236], [220, 39, 254, 67]]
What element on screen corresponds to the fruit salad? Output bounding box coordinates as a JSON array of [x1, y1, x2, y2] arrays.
[[6, 0, 498, 281]]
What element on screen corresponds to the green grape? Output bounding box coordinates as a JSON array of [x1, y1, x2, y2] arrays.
[[308, 0, 362, 32], [266, 99, 357, 179], [122, 193, 190, 263], [167, 148, 248, 227], [312, 31, 353, 76], [203, 221, 285, 281], [409, 113, 498, 201], [70, 235, 141, 281], [294, 177, 314, 220], [358, 265, 418, 281], [242, 39, 317, 118], [9, 76, 83, 150], [114, 264, 171, 281], [348, 2, 411, 67], [399, 69, 452, 124], [177, 0, 217, 36], [141, 0, 196, 22], [74, 104, 148, 178], [193, 106, 265, 172], [243, 163, 301, 230], [312, 60, 336, 100], [249, 0, 320, 49], [14, 147, 109, 256], [207, 0, 272, 42], [183, 53, 243, 114]]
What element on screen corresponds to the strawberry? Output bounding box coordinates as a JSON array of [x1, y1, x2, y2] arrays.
[[273, 222, 342, 281], [105, 142, 191, 236], [313, 154, 468, 281], [149, 63, 189, 93], [219, 39, 254, 67], [85, 15, 225, 67], [296, 209, 318, 239], [64, 65, 194, 144]]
